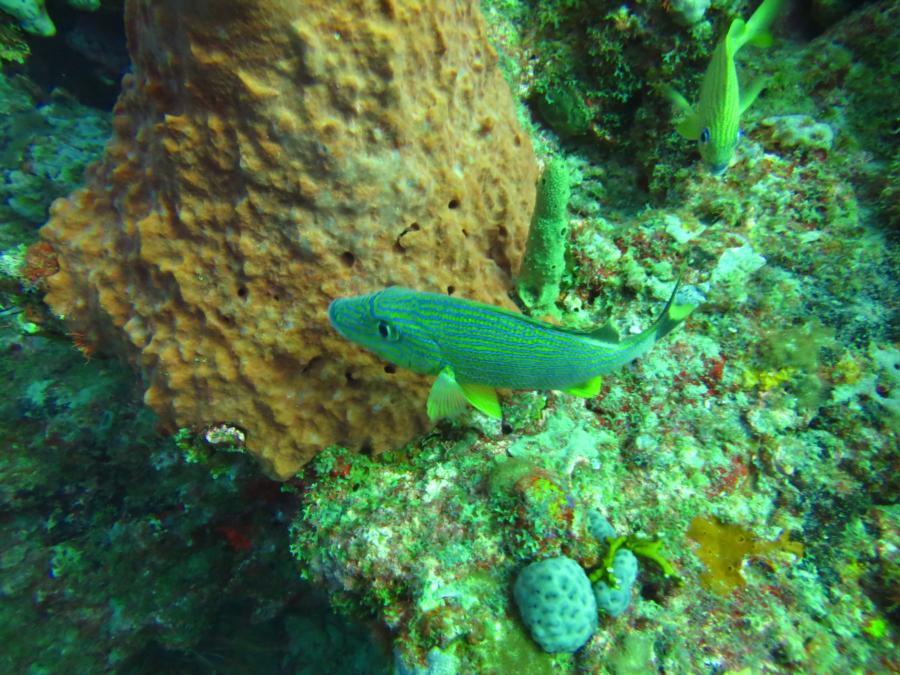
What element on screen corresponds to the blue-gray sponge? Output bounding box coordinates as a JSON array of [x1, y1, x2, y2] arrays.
[[587, 510, 616, 543], [513, 556, 598, 653], [593, 548, 638, 617]]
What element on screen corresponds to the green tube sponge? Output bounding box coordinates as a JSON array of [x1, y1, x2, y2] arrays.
[[516, 159, 571, 312]]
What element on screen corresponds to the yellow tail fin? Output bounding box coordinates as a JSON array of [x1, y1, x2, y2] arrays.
[[734, 0, 785, 52]]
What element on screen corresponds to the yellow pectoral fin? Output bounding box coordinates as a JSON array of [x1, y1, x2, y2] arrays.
[[459, 381, 502, 419], [563, 375, 603, 398], [661, 85, 694, 115], [427, 368, 502, 420], [675, 113, 702, 141], [661, 85, 701, 140], [427, 369, 471, 421]]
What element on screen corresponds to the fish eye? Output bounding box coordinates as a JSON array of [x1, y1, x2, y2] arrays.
[[377, 320, 400, 341], [699, 128, 710, 144]]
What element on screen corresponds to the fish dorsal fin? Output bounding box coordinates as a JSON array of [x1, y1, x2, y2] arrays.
[[549, 320, 621, 343], [588, 321, 621, 343], [427, 367, 502, 421]]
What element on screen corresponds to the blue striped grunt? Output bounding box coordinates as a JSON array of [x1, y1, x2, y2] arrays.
[[328, 281, 700, 421]]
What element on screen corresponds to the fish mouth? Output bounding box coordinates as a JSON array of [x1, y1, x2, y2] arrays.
[[327, 299, 346, 333], [707, 162, 728, 175]]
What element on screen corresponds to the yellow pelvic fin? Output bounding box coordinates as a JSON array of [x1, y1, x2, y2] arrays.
[[427, 367, 502, 421], [460, 381, 502, 419], [563, 375, 603, 398], [675, 113, 702, 141]]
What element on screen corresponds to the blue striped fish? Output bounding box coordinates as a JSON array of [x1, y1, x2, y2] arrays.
[[328, 283, 698, 420]]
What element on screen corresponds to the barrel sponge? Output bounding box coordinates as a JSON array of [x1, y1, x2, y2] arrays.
[[513, 556, 598, 653], [38, 0, 537, 478]]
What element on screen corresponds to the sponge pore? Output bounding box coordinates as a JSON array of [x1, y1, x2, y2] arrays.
[[513, 556, 598, 653]]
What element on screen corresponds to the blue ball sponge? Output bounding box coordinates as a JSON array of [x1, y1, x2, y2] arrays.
[[587, 510, 616, 543], [593, 548, 639, 617], [513, 556, 598, 653]]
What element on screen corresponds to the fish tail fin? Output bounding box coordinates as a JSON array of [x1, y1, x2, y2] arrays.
[[734, 0, 785, 53], [652, 276, 698, 342], [726, 18, 747, 53]]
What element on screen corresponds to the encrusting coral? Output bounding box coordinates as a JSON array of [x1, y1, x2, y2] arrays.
[[37, 0, 537, 478]]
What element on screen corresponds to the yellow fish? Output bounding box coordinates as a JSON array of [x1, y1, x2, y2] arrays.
[[663, 0, 785, 173]]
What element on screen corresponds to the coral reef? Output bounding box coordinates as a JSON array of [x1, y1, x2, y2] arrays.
[[37, 0, 537, 478], [0, 0, 897, 672], [0, 21, 28, 62], [0, 88, 110, 224], [0, 66, 388, 673], [482, 0, 742, 173], [687, 516, 803, 596], [0, 0, 100, 36], [668, 0, 712, 26], [286, 2, 898, 671], [0, 316, 387, 673], [0, 0, 55, 36], [592, 547, 638, 617]]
